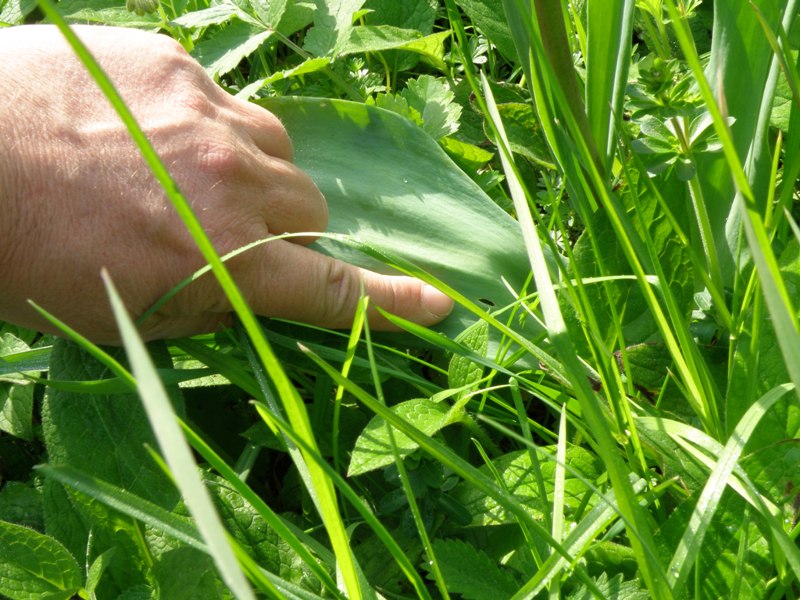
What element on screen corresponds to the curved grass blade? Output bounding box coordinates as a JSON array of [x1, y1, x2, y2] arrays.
[[34, 7, 365, 596], [101, 271, 256, 600], [666, 383, 795, 594]]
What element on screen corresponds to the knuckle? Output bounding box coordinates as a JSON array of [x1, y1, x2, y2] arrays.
[[321, 259, 359, 325], [193, 138, 244, 180]]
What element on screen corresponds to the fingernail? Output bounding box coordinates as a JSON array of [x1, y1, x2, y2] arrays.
[[422, 285, 454, 319]]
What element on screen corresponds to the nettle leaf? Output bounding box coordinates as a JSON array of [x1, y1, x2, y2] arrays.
[[495, 102, 555, 168], [171, 3, 241, 28], [447, 320, 489, 393], [728, 240, 800, 505], [152, 547, 225, 600], [566, 572, 650, 600], [428, 538, 519, 600], [303, 0, 366, 56], [56, 0, 160, 28], [452, 446, 601, 525], [401, 75, 462, 140], [0, 520, 81, 600], [41, 340, 183, 595], [348, 398, 452, 476], [192, 21, 273, 77], [209, 476, 328, 594]]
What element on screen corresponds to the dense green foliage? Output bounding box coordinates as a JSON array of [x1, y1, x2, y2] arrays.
[[4, 0, 800, 598]]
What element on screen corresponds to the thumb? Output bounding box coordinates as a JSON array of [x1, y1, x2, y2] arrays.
[[239, 238, 454, 329]]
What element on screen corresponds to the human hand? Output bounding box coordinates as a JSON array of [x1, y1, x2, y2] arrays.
[[0, 25, 453, 344]]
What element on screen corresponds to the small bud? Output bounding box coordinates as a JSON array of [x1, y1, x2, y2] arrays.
[[126, 0, 159, 16]]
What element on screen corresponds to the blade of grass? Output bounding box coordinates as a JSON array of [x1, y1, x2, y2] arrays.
[[480, 70, 671, 597], [33, 6, 366, 595], [666, 382, 794, 593], [548, 404, 568, 600], [179, 420, 343, 598], [101, 271, 256, 600], [360, 296, 450, 599], [586, 0, 635, 167]]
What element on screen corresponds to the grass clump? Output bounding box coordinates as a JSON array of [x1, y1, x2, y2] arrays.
[[3, 0, 800, 598]]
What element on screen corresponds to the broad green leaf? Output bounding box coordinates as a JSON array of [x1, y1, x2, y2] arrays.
[[209, 475, 329, 594], [258, 97, 536, 341], [152, 547, 226, 600], [0, 483, 43, 532], [41, 340, 182, 594], [0, 519, 81, 600], [0, 383, 33, 441], [452, 447, 601, 526], [454, 0, 517, 61], [192, 21, 272, 77], [338, 25, 449, 70], [447, 319, 488, 392], [0, 334, 36, 440], [428, 538, 519, 600], [42, 340, 181, 508], [348, 398, 451, 476], [362, 0, 437, 71], [303, 0, 366, 56]]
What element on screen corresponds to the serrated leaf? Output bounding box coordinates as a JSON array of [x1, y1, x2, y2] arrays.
[[0, 520, 81, 600], [56, 0, 160, 28], [192, 21, 272, 77], [447, 320, 488, 392], [348, 398, 451, 476], [428, 538, 518, 600], [495, 102, 555, 168], [401, 75, 462, 140], [567, 572, 650, 600], [368, 93, 423, 125], [452, 447, 601, 525], [0, 0, 38, 24], [209, 476, 328, 593], [171, 3, 240, 28]]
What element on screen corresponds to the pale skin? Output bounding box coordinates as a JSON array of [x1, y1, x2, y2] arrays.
[[0, 25, 454, 344]]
